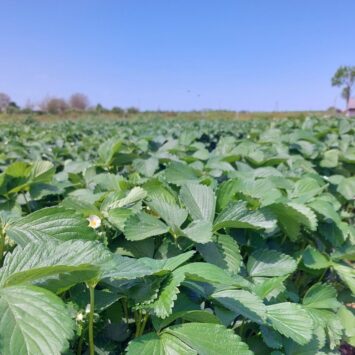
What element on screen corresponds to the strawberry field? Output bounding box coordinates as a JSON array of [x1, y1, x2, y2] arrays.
[[0, 116, 354, 355]]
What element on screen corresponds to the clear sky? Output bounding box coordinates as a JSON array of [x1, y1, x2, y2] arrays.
[[1, 0, 354, 111]]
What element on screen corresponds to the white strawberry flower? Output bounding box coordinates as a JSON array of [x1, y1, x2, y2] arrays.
[[87, 215, 101, 229], [76, 312, 84, 322]]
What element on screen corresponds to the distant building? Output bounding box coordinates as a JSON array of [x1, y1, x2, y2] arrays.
[[346, 98, 355, 117]]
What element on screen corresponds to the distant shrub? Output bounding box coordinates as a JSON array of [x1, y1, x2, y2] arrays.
[[95, 103, 107, 113], [6, 102, 20, 114], [69, 93, 89, 110], [326, 106, 342, 114], [21, 108, 34, 114], [112, 107, 125, 115], [23, 115, 38, 124], [41, 97, 68, 114], [127, 107, 140, 115]]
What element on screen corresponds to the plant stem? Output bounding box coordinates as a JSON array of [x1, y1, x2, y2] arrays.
[[0, 229, 4, 264], [239, 321, 245, 337], [135, 311, 142, 338], [139, 314, 149, 336], [318, 269, 327, 283], [76, 333, 84, 355], [122, 298, 129, 324], [88, 286, 95, 355], [294, 271, 303, 289], [23, 193, 31, 213], [281, 234, 287, 245]]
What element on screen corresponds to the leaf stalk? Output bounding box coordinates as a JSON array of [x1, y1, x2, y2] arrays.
[[88, 286, 95, 355]]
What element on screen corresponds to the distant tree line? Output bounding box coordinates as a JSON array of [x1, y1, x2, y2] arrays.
[[2, 66, 353, 115], [0, 92, 140, 116]]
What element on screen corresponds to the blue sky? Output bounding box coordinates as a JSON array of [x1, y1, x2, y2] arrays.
[[1, 0, 354, 111]]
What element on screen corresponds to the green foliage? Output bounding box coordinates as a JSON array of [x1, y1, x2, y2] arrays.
[[331, 65, 355, 103], [4, 207, 97, 246], [127, 323, 253, 355], [0, 116, 354, 354], [0, 285, 74, 355]]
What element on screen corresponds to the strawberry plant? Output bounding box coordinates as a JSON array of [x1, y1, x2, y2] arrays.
[[0, 116, 354, 354]]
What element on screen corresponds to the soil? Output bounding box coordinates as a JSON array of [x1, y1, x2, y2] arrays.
[[340, 344, 355, 355]]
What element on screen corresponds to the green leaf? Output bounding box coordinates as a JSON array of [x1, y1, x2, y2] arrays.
[[127, 323, 252, 355], [61, 196, 100, 217], [70, 284, 122, 313], [197, 234, 241, 274], [337, 177, 355, 200], [5, 161, 29, 177], [117, 187, 147, 207], [283, 335, 322, 355], [338, 305, 355, 339], [307, 308, 343, 350], [98, 139, 122, 166], [216, 179, 239, 211], [213, 201, 277, 231], [0, 285, 74, 355], [116, 237, 154, 258], [164, 162, 200, 186], [230, 178, 283, 206], [182, 220, 213, 244], [180, 183, 216, 222], [0, 240, 112, 292], [142, 179, 177, 205], [252, 276, 286, 300], [247, 249, 297, 277], [100, 189, 144, 213], [176, 262, 241, 286], [331, 245, 355, 262], [333, 263, 355, 294], [320, 149, 339, 168], [163, 323, 252, 355], [327, 317, 344, 349], [68, 188, 102, 205], [153, 310, 220, 332], [308, 200, 346, 239], [87, 172, 123, 192], [124, 212, 169, 241], [302, 283, 340, 310], [149, 251, 196, 272], [133, 157, 159, 177], [305, 307, 337, 329], [260, 326, 283, 349], [290, 177, 325, 202], [5, 161, 56, 194], [147, 199, 188, 229], [102, 255, 166, 283], [266, 302, 313, 345], [108, 207, 135, 231], [302, 246, 332, 270], [29, 160, 55, 183], [4, 265, 98, 291], [211, 289, 267, 323], [102, 251, 194, 282], [147, 271, 186, 318], [126, 332, 163, 354], [269, 202, 317, 240], [4, 207, 97, 246], [308, 200, 341, 222]]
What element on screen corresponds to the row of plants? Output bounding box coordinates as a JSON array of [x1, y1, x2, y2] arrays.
[[0, 116, 354, 354]]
